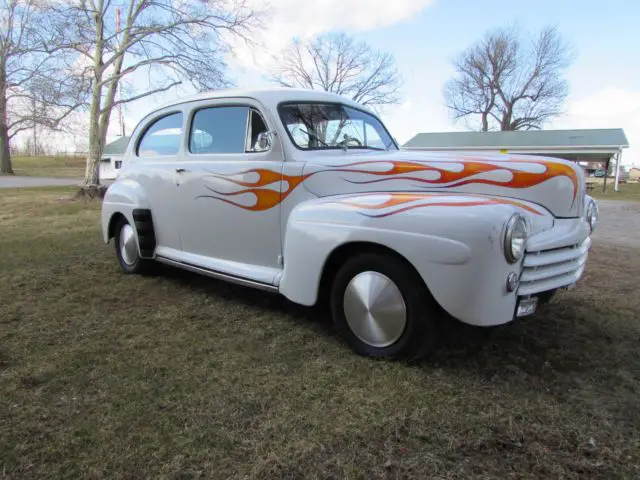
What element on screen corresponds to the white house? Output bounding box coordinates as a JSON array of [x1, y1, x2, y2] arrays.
[[99, 136, 130, 182]]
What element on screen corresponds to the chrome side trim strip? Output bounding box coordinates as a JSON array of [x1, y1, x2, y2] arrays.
[[155, 255, 279, 293]]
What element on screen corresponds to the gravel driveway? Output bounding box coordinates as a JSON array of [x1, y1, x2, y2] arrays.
[[592, 199, 640, 249], [0, 176, 80, 188]]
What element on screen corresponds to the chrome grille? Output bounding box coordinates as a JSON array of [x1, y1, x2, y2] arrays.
[[518, 238, 591, 296]]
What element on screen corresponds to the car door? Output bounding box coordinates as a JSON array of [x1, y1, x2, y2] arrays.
[[173, 100, 284, 284], [129, 110, 185, 251]]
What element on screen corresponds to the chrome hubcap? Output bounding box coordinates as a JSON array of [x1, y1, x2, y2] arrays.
[[119, 223, 138, 266], [343, 271, 407, 348]]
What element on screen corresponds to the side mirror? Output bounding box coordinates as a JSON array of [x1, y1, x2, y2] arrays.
[[256, 131, 274, 151]]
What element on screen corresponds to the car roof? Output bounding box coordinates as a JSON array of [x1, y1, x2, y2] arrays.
[[153, 87, 369, 113]]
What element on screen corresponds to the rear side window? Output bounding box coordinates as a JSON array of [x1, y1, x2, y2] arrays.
[[137, 112, 183, 156], [189, 106, 249, 154]]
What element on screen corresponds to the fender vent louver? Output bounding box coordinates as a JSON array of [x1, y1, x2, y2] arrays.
[[132, 209, 156, 258]]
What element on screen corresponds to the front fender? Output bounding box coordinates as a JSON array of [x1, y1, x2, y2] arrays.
[[100, 178, 151, 243], [279, 192, 554, 326]]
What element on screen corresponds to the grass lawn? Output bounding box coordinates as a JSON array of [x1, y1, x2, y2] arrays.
[[588, 180, 640, 202], [7, 156, 85, 178], [1, 187, 639, 479]]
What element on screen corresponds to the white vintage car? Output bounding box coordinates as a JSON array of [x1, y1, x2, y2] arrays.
[[101, 88, 598, 358]]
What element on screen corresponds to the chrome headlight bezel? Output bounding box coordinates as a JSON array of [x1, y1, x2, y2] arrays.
[[504, 214, 528, 264], [586, 199, 599, 233]]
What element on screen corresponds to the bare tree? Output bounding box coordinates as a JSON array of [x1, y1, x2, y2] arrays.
[[271, 33, 401, 108], [444, 26, 573, 131], [0, 0, 82, 174], [56, 0, 259, 188]]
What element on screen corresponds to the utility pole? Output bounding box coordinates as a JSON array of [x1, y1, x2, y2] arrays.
[[115, 7, 125, 137]]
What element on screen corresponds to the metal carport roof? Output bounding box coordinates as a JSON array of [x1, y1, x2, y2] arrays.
[[404, 129, 628, 152], [403, 128, 629, 191]]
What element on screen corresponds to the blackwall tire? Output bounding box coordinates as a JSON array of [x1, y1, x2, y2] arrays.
[[330, 252, 440, 359]]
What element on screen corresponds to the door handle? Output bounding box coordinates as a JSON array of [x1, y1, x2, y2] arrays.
[[176, 168, 187, 173]]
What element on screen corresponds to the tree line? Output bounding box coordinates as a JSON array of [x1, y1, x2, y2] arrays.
[[0, 0, 573, 187]]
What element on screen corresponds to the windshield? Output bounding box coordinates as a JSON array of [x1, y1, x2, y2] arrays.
[[278, 102, 397, 151]]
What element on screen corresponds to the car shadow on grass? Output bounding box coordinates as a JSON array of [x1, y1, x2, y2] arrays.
[[154, 263, 636, 384], [155, 262, 335, 329], [141, 262, 640, 427]]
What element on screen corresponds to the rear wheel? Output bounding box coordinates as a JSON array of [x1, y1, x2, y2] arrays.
[[114, 217, 153, 274], [330, 252, 440, 359]]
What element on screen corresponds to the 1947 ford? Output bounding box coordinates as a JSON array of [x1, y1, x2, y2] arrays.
[[101, 88, 598, 358]]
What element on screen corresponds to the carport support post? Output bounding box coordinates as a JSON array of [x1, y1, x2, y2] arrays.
[[614, 149, 622, 192]]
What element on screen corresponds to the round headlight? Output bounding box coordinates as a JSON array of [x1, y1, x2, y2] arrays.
[[504, 214, 528, 264], [586, 200, 599, 232]]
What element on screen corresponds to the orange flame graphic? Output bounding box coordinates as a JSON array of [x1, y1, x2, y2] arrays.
[[197, 158, 577, 211], [338, 160, 578, 204], [197, 169, 312, 211], [337, 193, 543, 218]]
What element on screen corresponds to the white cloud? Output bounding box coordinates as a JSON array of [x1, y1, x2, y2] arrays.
[[262, 0, 433, 36], [230, 0, 434, 71], [551, 86, 640, 166], [568, 87, 640, 118]]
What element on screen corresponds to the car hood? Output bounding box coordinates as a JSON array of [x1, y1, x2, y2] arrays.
[[301, 150, 584, 218]]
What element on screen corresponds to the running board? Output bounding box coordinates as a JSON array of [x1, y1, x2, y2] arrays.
[[155, 256, 278, 293]]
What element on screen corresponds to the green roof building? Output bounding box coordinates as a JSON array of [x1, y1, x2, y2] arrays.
[[404, 129, 629, 192]]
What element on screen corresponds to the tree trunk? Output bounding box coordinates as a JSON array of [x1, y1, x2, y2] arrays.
[[500, 105, 513, 131], [83, 90, 102, 186], [82, 5, 105, 187], [0, 89, 12, 175], [0, 124, 11, 175], [481, 112, 489, 132]]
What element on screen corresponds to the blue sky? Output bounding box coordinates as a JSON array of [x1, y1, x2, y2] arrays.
[[115, 0, 639, 165]]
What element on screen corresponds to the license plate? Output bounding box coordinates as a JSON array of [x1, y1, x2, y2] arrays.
[[516, 297, 538, 317]]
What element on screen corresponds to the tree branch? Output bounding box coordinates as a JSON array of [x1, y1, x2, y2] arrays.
[[101, 81, 181, 114], [269, 33, 401, 107]]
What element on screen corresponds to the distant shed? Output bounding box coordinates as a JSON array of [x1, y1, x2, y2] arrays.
[[404, 129, 629, 192]]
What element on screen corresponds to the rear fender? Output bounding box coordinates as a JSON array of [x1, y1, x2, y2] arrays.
[[101, 178, 151, 245]]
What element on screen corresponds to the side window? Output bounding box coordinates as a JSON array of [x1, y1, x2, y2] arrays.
[[189, 106, 271, 154], [137, 112, 183, 156], [246, 109, 269, 153], [189, 106, 249, 154]]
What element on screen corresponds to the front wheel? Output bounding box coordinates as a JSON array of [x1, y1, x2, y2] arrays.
[[330, 252, 440, 359], [114, 218, 153, 274]]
